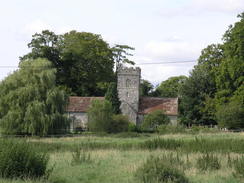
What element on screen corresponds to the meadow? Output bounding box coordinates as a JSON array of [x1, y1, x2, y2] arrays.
[[1, 132, 244, 183]]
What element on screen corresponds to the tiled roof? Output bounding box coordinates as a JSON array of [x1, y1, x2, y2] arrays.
[[67, 96, 104, 112], [139, 97, 178, 116]]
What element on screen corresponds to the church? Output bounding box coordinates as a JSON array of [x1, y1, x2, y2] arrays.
[[67, 66, 178, 131]]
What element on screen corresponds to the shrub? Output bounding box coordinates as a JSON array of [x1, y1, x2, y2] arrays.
[[135, 155, 189, 183], [233, 156, 244, 178], [141, 110, 170, 131], [196, 153, 221, 171], [216, 101, 244, 129], [128, 122, 137, 132], [0, 139, 50, 179], [109, 114, 130, 133], [87, 99, 114, 132]]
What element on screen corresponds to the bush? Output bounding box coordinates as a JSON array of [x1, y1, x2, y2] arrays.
[[128, 122, 137, 132], [135, 155, 189, 183], [141, 110, 170, 131], [196, 153, 221, 171], [0, 139, 50, 179], [109, 114, 130, 133], [87, 99, 114, 132], [216, 101, 244, 129]]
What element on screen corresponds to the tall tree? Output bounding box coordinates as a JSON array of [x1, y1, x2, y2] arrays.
[[153, 76, 187, 98], [140, 79, 154, 96], [21, 30, 115, 96], [112, 44, 135, 72], [216, 13, 244, 106], [105, 82, 121, 114], [0, 58, 70, 136]]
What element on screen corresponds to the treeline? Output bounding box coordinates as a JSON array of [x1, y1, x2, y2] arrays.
[[0, 31, 133, 136], [144, 13, 244, 129]]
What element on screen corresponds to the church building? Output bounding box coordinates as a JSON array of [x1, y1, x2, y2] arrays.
[[67, 66, 178, 131]]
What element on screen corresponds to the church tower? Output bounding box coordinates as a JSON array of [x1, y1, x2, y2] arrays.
[[117, 66, 141, 124]]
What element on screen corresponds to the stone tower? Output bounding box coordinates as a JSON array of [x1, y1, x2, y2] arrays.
[[117, 66, 141, 124]]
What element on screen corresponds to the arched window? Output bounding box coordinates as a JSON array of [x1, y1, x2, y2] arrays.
[[126, 79, 130, 87]]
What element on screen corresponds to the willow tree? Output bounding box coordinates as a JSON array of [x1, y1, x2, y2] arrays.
[[0, 58, 70, 136]]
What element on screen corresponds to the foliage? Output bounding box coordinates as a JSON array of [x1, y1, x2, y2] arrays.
[[0, 139, 50, 179], [110, 114, 130, 133], [196, 153, 221, 171], [179, 13, 244, 128], [141, 110, 170, 131], [179, 63, 219, 126], [0, 58, 70, 136], [216, 100, 244, 129], [128, 122, 138, 132], [140, 79, 153, 96], [105, 82, 121, 114], [153, 75, 187, 97], [21, 30, 114, 96], [135, 155, 189, 183], [216, 13, 244, 106], [87, 99, 114, 132], [111, 44, 135, 71]]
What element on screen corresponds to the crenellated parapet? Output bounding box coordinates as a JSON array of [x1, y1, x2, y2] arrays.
[[117, 66, 141, 76]]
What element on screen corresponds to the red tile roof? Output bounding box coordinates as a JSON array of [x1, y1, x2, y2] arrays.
[[67, 96, 178, 116], [139, 97, 178, 116], [67, 97, 104, 112]]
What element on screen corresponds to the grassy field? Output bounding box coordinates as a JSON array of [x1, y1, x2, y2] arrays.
[[1, 132, 244, 183]]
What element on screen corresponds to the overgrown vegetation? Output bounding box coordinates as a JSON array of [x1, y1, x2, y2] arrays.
[[0, 58, 70, 136], [88, 99, 130, 133], [135, 155, 189, 183], [196, 153, 221, 171], [0, 139, 50, 179], [141, 110, 170, 131]]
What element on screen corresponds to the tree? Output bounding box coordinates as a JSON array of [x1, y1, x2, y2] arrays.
[[140, 79, 153, 96], [0, 58, 70, 136], [153, 76, 187, 97], [216, 100, 244, 129], [105, 82, 121, 114], [215, 13, 244, 106], [112, 44, 135, 72], [179, 64, 217, 126], [21, 30, 115, 96], [141, 110, 170, 131], [60, 31, 115, 96], [87, 99, 114, 132]]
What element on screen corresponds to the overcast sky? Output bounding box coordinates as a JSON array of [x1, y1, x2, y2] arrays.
[[0, 0, 243, 85]]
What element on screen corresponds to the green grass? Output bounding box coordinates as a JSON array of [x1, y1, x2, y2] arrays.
[[1, 132, 244, 183]]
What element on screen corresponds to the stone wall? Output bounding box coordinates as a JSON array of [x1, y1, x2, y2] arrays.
[[68, 112, 88, 131]]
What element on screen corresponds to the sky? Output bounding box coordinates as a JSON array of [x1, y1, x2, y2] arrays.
[[0, 0, 243, 85]]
